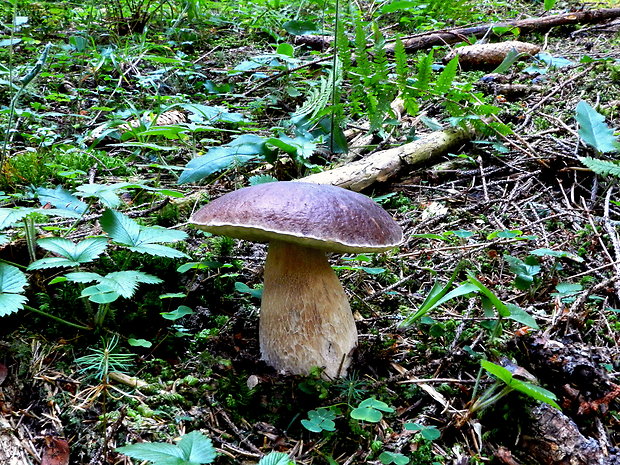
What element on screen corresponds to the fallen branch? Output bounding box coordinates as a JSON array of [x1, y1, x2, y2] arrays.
[[299, 125, 475, 191], [387, 8, 620, 53], [281, 9, 620, 57]]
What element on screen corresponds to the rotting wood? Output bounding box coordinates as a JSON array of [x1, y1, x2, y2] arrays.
[[299, 125, 475, 191], [520, 403, 620, 465], [516, 335, 619, 415]]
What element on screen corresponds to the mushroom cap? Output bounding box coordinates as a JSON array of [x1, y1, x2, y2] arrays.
[[191, 181, 402, 253]]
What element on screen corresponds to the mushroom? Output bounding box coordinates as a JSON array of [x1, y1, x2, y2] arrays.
[[190, 181, 402, 378]]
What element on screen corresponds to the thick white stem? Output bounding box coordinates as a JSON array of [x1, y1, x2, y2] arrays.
[[259, 241, 358, 378]]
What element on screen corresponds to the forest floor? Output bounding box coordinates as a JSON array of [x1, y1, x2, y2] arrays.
[[1, 1, 620, 465]]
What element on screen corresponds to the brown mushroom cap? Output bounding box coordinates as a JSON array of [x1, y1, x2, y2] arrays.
[[190, 181, 402, 253]]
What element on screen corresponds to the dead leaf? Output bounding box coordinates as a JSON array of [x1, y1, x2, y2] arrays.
[[0, 363, 7, 385], [41, 436, 70, 465]]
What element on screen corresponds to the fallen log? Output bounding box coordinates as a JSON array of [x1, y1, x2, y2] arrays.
[[386, 8, 620, 54], [299, 125, 475, 191], [288, 9, 620, 56], [442, 40, 541, 69]]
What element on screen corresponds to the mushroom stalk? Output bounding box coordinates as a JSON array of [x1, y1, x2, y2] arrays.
[[259, 240, 358, 378]]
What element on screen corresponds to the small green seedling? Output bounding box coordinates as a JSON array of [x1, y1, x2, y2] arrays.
[[350, 398, 394, 423], [470, 360, 560, 414], [404, 423, 441, 441], [378, 451, 410, 465], [301, 408, 336, 432]]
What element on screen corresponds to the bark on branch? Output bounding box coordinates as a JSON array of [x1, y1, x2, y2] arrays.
[[299, 126, 475, 191], [386, 8, 620, 53]]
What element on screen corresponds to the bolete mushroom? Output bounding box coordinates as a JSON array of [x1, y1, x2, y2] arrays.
[[190, 181, 402, 378]]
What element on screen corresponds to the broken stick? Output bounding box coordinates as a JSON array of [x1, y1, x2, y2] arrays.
[[299, 125, 475, 191]]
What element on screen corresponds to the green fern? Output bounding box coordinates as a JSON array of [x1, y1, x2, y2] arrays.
[[393, 38, 409, 91], [436, 56, 459, 94], [335, 19, 352, 74], [371, 22, 389, 83], [291, 64, 341, 125], [580, 157, 620, 178], [352, 11, 371, 79], [416, 50, 434, 92]]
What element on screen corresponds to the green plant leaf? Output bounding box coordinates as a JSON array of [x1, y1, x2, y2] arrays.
[[100, 209, 140, 245], [258, 452, 294, 465], [248, 174, 278, 185], [128, 338, 152, 348], [481, 360, 560, 409], [181, 103, 246, 124], [265, 135, 316, 161], [350, 398, 394, 422], [283, 20, 318, 35], [178, 138, 264, 184], [436, 56, 458, 94], [116, 442, 186, 465], [36, 186, 89, 218], [404, 423, 441, 441], [100, 209, 188, 258], [301, 408, 336, 432], [504, 254, 540, 291], [379, 451, 410, 465], [492, 47, 522, 74], [0, 263, 28, 316], [117, 431, 216, 465], [411, 233, 448, 241], [529, 248, 584, 262], [350, 405, 382, 422], [177, 261, 223, 273], [575, 100, 619, 153], [398, 265, 473, 328], [505, 304, 538, 329], [381, 1, 418, 13], [161, 305, 195, 321], [466, 273, 509, 317], [102, 271, 163, 298], [234, 282, 263, 299], [28, 237, 108, 270], [81, 283, 120, 304], [579, 157, 620, 178], [63, 271, 102, 283], [177, 431, 217, 464], [487, 229, 525, 240], [76, 183, 126, 208], [0, 207, 38, 229], [66, 270, 162, 302]]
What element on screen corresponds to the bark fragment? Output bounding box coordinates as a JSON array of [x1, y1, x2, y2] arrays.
[[521, 403, 620, 465]]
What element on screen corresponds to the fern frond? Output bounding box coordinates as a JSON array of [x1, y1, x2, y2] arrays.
[[580, 157, 620, 178], [393, 37, 410, 92], [416, 50, 434, 92], [335, 19, 352, 72], [353, 10, 371, 81], [371, 22, 389, 82], [291, 63, 342, 125], [435, 56, 458, 94]]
